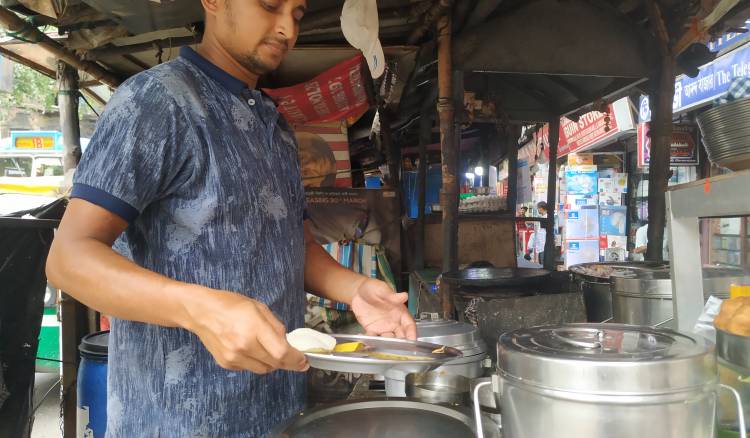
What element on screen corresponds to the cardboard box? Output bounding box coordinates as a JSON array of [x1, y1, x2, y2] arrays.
[[598, 178, 614, 193], [598, 169, 616, 179], [568, 153, 594, 165], [613, 173, 628, 193], [565, 166, 598, 195], [599, 206, 628, 236], [565, 206, 599, 239], [565, 194, 598, 210], [566, 239, 600, 268], [598, 192, 622, 206], [603, 247, 628, 262]]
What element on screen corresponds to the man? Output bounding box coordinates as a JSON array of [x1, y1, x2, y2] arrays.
[[45, 1, 416, 436], [525, 201, 548, 264], [633, 221, 669, 261]]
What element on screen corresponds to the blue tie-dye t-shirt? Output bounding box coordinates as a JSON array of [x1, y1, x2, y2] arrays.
[[71, 47, 306, 437]]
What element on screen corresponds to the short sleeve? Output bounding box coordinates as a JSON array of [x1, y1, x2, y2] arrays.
[[72, 74, 192, 224], [635, 226, 648, 247]]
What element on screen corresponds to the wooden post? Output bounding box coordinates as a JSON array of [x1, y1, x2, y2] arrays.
[[436, 12, 458, 319], [645, 1, 675, 262], [544, 118, 560, 270], [505, 125, 519, 213], [57, 61, 87, 438], [380, 107, 400, 189], [415, 92, 435, 270], [58, 62, 81, 172]]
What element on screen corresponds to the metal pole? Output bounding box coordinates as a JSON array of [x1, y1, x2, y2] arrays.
[[415, 92, 436, 269], [544, 118, 560, 270], [437, 12, 458, 319]]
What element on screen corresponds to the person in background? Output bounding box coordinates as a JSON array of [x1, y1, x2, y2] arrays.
[[525, 201, 548, 264], [519, 206, 528, 217], [633, 221, 669, 261]]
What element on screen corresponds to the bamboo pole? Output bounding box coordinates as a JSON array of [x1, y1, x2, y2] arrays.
[[0, 6, 121, 87], [437, 12, 458, 319]]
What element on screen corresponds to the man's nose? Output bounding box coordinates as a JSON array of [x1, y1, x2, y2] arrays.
[[275, 13, 297, 43]]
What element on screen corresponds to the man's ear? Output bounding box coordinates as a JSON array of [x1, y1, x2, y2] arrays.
[[201, 0, 220, 17]]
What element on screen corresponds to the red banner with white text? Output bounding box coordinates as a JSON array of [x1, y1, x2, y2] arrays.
[[263, 55, 371, 126]]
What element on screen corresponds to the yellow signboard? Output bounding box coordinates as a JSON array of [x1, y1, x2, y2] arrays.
[[14, 136, 55, 149]]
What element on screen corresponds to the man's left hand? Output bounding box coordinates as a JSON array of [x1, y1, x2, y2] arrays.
[[351, 278, 417, 340]]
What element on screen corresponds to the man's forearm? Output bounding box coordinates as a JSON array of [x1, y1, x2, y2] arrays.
[[47, 236, 210, 330], [303, 241, 367, 305]]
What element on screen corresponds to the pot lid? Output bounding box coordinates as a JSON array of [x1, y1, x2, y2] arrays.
[[497, 324, 716, 394], [611, 269, 673, 298], [417, 315, 487, 355], [441, 267, 550, 288]]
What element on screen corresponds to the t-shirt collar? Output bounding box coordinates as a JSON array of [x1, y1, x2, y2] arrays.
[[180, 46, 247, 95]]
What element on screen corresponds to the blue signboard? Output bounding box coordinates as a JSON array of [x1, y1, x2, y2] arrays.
[[640, 41, 750, 122], [708, 20, 750, 53]]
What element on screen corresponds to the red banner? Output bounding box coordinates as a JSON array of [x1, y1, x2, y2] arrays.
[[263, 55, 371, 126], [536, 105, 620, 157], [637, 123, 699, 167]]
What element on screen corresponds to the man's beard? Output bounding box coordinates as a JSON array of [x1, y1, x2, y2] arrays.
[[238, 50, 275, 76]]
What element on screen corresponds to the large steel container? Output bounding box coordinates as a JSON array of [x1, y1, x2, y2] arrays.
[[611, 269, 674, 327], [610, 266, 750, 327], [569, 262, 668, 322], [491, 324, 718, 438]]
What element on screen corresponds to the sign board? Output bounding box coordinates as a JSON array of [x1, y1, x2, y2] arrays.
[[637, 123, 699, 167], [10, 131, 61, 150], [531, 97, 636, 158], [639, 41, 750, 121], [708, 20, 750, 54], [263, 55, 371, 126]]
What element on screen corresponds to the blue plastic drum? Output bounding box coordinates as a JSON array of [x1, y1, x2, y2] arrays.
[[77, 331, 109, 437]]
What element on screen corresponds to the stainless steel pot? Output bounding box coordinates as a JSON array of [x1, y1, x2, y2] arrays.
[[611, 270, 674, 327], [610, 266, 750, 327], [386, 316, 488, 397], [569, 262, 669, 322], [482, 324, 721, 438], [405, 371, 470, 405]]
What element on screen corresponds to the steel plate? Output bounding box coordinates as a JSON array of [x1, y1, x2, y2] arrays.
[[304, 334, 463, 374]]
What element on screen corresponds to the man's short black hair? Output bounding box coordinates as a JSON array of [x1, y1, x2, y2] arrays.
[[537, 201, 548, 210]]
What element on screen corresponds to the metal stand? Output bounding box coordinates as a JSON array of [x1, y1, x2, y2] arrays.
[[666, 170, 750, 331]]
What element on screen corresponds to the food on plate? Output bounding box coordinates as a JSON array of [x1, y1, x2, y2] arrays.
[[432, 346, 446, 354], [286, 328, 337, 353], [367, 352, 434, 361], [333, 341, 367, 353], [715, 297, 750, 336]]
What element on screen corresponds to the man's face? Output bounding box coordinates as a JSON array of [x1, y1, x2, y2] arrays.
[[211, 0, 307, 75]]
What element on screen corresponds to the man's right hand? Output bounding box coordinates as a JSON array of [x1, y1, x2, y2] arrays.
[[183, 288, 309, 374]]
